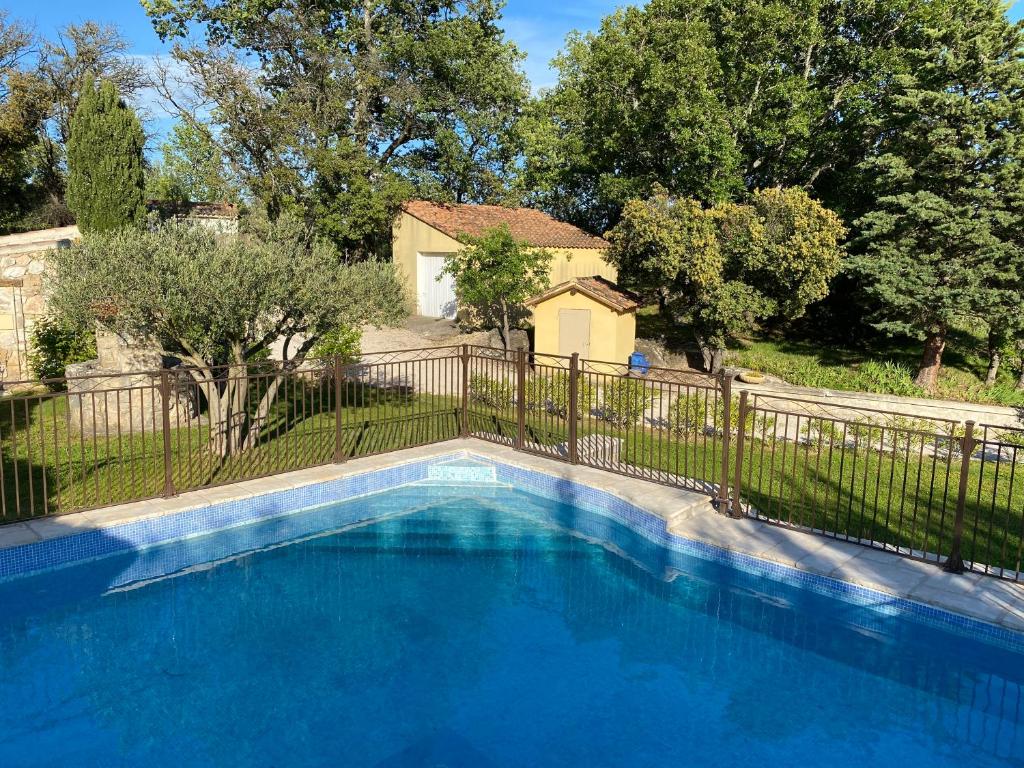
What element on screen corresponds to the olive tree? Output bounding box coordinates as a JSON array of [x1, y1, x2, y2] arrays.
[[48, 218, 407, 455], [607, 187, 845, 371]]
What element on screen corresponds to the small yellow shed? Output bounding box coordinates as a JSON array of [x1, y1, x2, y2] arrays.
[[526, 276, 639, 364]]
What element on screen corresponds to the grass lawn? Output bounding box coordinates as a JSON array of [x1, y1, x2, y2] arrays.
[[636, 307, 1024, 407]]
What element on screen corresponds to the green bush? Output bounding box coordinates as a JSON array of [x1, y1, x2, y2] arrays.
[[599, 378, 654, 426], [312, 325, 362, 363], [853, 360, 922, 396], [469, 373, 514, 409], [800, 419, 851, 447], [668, 390, 775, 437], [28, 316, 97, 389], [524, 372, 596, 418]]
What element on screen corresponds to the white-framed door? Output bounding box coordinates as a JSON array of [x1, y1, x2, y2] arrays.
[[417, 252, 458, 319]]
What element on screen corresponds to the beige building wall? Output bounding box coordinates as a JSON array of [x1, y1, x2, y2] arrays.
[[530, 291, 636, 365], [392, 212, 462, 291], [392, 212, 617, 316]]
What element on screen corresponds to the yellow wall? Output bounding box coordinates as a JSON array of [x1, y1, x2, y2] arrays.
[[392, 212, 617, 314], [531, 290, 636, 366]]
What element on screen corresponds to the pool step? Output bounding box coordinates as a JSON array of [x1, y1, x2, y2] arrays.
[[424, 460, 499, 485]]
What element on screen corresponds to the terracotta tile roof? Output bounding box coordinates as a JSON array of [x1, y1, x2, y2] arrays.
[[526, 276, 639, 313], [402, 200, 609, 249]]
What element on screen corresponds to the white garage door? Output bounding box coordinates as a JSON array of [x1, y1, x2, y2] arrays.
[[417, 252, 458, 319]]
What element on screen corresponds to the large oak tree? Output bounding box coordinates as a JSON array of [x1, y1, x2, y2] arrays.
[[144, 0, 529, 257]]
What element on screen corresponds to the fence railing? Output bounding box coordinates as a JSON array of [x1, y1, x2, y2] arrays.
[[0, 345, 1021, 582]]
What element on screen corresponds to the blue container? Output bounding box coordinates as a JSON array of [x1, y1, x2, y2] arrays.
[[628, 351, 650, 375]]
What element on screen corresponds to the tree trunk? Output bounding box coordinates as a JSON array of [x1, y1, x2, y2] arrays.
[[1016, 340, 1024, 390], [914, 329, 946, 392], [985, 350, 1001, 386], [499, 299, 511, 350], [984, 328, 1001, 385], [699, 344, 724, 373]]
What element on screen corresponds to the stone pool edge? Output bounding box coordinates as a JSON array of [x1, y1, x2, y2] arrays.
[[0, 439, 1021, 649]]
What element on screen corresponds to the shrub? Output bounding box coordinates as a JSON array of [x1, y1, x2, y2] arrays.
[[524, 372, 595, 418], [599, 378, 654, 426], [668, 390, 775, 437], [800, 419, 846, 447], [312, 325, 361, 363], [852, 360, 922, 397], [668, 391, 721, 435], [28, 315, 97, 389], [469, 373, 514, 409]]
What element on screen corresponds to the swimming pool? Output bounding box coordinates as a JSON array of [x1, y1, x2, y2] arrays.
[[0, 458, 1022, 767]]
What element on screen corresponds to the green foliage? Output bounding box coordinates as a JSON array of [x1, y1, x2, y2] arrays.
[[311, 326, 362, 364], [598, 378, 654, 426], [442, 224, 553, 345], [468, 373, 514, 409], [143, 0, 529, 255], [147, 121, 237, 203], [49, 217, 405, 366], [27, 314, 97, 388], [800, 420, 846, 448], [47, 217, 406, 454], [0, 15, 50, 234], [853, 361, 921, 397], [524, 372, 596, 419], [520, 0, 926, 232], [608, 186, 844, 369], [668, 389, 774, 437], [847, 0, 1024, 389], [65, 76, 146, 233]]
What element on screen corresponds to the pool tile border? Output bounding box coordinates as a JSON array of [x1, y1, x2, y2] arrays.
[[0, 442, 1021, 651]]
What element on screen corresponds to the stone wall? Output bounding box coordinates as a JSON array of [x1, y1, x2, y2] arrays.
[[65, 327, 197, 436], [0, 226, 75, 381]]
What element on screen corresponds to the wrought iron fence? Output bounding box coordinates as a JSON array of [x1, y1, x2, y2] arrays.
[[0, 345, 1021, 583]]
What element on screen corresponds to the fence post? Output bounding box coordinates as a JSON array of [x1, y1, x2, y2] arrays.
[[515, 348, 526, 451], [159, 369, 174, 498], [568, 353, 579, 464], [944, 420, 975, 574], [333, 354, 344, 463], [729, 390, 749, 518], [460, 344, 470, 437], [716, 369, 734, 511]]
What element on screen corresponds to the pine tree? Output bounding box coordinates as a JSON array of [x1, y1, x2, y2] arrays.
[[66, 76, 146, 233], [848, 0, 1024, 392]]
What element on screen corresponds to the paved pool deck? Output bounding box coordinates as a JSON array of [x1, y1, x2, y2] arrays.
[[1, 439, 1021, 633]]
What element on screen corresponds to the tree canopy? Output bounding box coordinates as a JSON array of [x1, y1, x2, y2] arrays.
[[607, 187, 845, 370], [143, 0, 529, 256], [847, 0, 1024, 390]]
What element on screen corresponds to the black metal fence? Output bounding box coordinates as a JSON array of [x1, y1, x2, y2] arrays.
[[1, 345, 1021, 582]]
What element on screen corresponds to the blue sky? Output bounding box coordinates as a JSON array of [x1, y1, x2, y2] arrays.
[[6, 0, 1024, 150], [5, 0, 625, 91]]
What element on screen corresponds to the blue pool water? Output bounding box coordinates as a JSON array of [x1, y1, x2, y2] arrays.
[[1, 481, 1022, 767]]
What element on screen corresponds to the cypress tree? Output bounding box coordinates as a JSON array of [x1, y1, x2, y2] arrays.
[[66, 76, 146, 233]]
